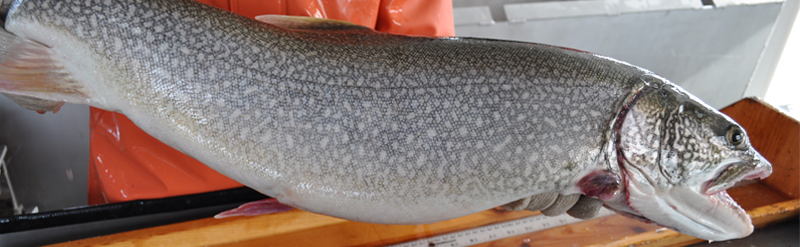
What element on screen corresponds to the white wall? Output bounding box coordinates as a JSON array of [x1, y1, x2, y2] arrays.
[[454, 0, 789, 109]]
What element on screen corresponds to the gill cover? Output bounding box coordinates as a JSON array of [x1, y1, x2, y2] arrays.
[[604, 75, 772, 241]]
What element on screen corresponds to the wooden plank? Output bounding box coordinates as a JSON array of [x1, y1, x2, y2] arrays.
[[468, 182, 791, 247], [48, 99, 798, 247], [584, 199, 800, 247], [220, 209, 542, 247], [47, 207, 540, 247], [48, 209, 348, 247], [726, 182, 790, 210], [721, 98, 800, 199], [48, 182, 789, 247], [468, 214, 662, 247]]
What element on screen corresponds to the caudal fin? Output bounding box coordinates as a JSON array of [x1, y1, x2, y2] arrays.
[[0, 21, 88, 113]]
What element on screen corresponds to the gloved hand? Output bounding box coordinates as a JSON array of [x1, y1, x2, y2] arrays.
[[501, 193, 604, 219]]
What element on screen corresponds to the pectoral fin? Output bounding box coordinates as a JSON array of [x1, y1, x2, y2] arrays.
[[254, 15, 375, 32], [214, 198, 295, 219], [3, 94, 64, 113]]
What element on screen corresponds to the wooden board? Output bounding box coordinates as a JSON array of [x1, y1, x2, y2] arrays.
[[584, 199, 800, 247], [47, 207, 540, 247], [47, 182, 796, 247], [720, 98, 800, 199], [48, 98, 799, 247], [471, 182, 795, 247]]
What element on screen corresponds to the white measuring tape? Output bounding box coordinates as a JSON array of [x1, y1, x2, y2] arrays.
[[390, 208, 615, 247]]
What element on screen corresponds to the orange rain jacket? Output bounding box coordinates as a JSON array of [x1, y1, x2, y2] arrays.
[[88, 0, 455, 205]]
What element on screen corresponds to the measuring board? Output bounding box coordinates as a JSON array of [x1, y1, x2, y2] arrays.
[[390, 208, 615, 247]]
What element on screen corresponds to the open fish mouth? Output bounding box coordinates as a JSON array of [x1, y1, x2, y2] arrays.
[[605, 155, 772, 241], [704, 158, 772, 195]]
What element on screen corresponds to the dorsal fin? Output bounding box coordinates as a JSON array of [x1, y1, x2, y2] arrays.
[[254, 15, 375, 32]]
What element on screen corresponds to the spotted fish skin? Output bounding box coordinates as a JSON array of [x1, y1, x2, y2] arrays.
[[5, 0, 646, 224]]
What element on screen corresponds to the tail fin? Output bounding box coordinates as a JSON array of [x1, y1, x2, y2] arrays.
[[0, 21, 88, 113]]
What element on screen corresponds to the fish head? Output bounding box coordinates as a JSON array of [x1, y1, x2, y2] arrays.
[[602, 75, 772, 241]]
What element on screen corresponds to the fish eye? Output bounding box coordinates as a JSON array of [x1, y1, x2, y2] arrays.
[[726, 127, 746, 147]]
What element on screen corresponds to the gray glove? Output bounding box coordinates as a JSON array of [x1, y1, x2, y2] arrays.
[[501, 193, 603, 219]]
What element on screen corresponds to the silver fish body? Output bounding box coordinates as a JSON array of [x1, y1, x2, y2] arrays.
[[0, 0, 771, 241]]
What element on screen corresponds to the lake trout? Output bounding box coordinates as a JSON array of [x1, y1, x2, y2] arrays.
[[0, 0, 771, 241]]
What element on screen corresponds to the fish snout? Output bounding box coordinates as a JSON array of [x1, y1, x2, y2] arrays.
[[749, 152, 772, 180]]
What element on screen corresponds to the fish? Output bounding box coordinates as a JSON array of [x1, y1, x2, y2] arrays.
[[0, 0, 771, 241]]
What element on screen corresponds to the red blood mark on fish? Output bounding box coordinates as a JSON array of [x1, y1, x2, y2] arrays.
[[579, 170, 620, 201]]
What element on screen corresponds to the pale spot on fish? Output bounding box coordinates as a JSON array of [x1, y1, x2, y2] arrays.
[[158, 43, 169, 52], [185, 68, 194, 79], [285, 135, 294, 147], [544, 117, 557, 127], [427, 129, 436, 138], [569, 110, 579, 117], [493, 136, 512, 152], [405, 133, 415, 145], [230, 109, 241, 119]]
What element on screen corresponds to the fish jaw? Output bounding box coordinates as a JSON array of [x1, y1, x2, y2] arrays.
[[704, 153, 772, 195], [605, 155, 772, 241]]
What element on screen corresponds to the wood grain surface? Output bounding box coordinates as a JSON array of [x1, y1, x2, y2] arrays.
[[583, 199, 800, 247], [47, 182, 796, 247], [720, 98, 800, 199]]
